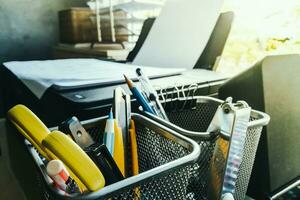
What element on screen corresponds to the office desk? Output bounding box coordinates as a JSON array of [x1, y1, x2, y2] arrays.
[[53, 45, 129, 61]]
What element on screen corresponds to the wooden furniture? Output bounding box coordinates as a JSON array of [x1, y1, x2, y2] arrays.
[[52, 45, 129, 61]]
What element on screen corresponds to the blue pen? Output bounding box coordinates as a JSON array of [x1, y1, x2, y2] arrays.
[[103, 109, 115, 156], [124, 75, 155, 114]]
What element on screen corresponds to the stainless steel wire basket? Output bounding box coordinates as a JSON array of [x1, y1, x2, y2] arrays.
[[26, 113, 201, 199], [143, 95, 270, 200]]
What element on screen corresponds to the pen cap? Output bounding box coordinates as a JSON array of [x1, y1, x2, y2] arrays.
[[46, 160, 70, 190], [42, 131, 105, 191], [103, 115, 115, 155], [222, 193, 234, 200], [43, 147, 87, 192], [46, 160, 81, 194], [46, 160, 69, 177], [104, 114, 114, 134]]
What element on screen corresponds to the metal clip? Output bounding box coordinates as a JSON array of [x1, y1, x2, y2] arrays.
[[190, 84, 199, 109], [171, 86, 181, 112], [154, 85, 165, 106], [163, 86, 174, 111], [180, 84, 198, 111]]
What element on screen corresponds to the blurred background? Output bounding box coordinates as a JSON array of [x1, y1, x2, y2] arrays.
[[0, 0, 299, 74], [219, 0, 300, 74]]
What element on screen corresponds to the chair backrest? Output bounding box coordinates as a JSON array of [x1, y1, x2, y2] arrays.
[[126, 18, 155, 62], [127, 12, 234, 70], [194, 11, 234, 70]]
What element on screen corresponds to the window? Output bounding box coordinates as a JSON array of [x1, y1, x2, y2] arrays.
[[218, 0, 300, 74]]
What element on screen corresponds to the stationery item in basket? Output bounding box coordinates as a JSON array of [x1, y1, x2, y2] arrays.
[[58, 111, 124, 185], [7, 105, 104, 191], [136, 68, 169, 121], [113, 87, 131, 177], [7, 105, 50, 159], [59, 116, 94, 149], [221, 102, 250, 197], [129, 119, 139, 176], [124, 74, 155, 114], [42, 131, 105, 191], [103, 109, 115, 155], [222, 193, 234, 200], [207, 98, 251, 200], [113, 119, 125, 176], [85, 144, 124, 186], [129, 119, 140, 199], [46, 160, 81, 194], [208, 134, 230, 200]]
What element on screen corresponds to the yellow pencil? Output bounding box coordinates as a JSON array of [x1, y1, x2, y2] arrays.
[[129, 120, 140, 199]]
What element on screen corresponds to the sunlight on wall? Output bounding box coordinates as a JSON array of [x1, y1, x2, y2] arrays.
[[217, 0, 300, 74]]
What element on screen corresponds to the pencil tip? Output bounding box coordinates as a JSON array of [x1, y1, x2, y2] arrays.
[[124, 74, 133, 88]]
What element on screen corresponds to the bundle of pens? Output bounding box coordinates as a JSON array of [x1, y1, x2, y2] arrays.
[[124, 68, 169, 121], [6, 85, 140, 195]]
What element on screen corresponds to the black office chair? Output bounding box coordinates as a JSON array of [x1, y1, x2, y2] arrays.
[[127, 12, 234, 70], [194, 11, 234, 70]]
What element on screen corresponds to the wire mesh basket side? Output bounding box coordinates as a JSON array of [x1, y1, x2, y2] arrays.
[[185, 137, 218, 200], [31, 114, 199, 200], [162, 97, 265, 200], [135, 123, 191, 172], [166, 100, 218, 133], [107, 119, 194, 199], [164, 100, 220, 200], [109, 166, 191, 200]]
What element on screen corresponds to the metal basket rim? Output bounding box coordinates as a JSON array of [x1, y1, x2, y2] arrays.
[[143, 96, 270, 139]]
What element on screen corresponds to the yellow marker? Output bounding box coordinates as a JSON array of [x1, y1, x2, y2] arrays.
[[42, 131, 105, 191], [129, 120, 140, 199], [129, 120, 139, 176], [7, 105, 50, 159], [113, 120, 125, 176]]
